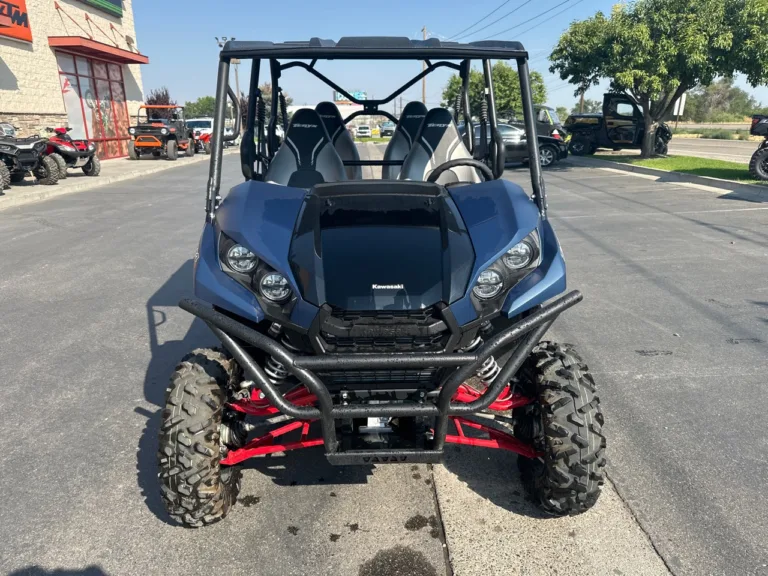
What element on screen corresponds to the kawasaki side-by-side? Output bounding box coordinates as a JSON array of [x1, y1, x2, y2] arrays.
[[159, 37, 606, 528]]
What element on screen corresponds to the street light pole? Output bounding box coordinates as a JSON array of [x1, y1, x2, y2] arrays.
[[422, 26, 427, 105]]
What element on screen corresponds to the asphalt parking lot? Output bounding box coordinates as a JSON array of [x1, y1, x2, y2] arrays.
[[0, 153, 766, 575]]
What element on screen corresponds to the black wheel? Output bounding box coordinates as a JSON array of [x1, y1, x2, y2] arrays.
[[515, 342, 606, 515], [82, 155, 101, 176], [10, 172, 26, 184], [128, 141, 139, 160], [166, 140, 178, 161], [186, 137, 195, 157], [34, 155, 59, 185], [158, 349, 242, 528], [204, 141, 212, 155], [49, 153, 68, 179], [539, 145, 558, 168], [654, 138, 668, 156], [748, 147, 768, 181], [0, 163, 10, 189], [569, 136, 592, 156]]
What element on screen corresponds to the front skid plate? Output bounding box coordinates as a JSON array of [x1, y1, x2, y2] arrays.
[[326, 449, 444, 465]]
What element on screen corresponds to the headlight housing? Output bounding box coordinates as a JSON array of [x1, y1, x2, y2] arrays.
[[260, 273, 291, 302], [225, 244, 258, 273], [128, 127, 135, 135], [161, 128, 168, 135], [472, 269, 503, 299], [503, 240, 534, 270], [471, 230, 541, 306]]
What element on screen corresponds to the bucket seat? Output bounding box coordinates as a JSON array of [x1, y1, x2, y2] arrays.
[[398, 108, 482, 185], [264, 108, 347, 187], [315, 101, 361, 180], [382, 101, 428, 179]]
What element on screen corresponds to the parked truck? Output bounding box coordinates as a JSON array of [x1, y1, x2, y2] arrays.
[[564, 93, 671, 156]]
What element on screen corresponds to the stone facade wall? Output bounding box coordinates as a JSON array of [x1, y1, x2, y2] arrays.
[[0, 0, 145, 136]]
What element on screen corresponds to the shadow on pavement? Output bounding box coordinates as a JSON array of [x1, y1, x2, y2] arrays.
[[439, 442, 549, 519], [136, 259, 216, 525], [8, 567, 109, 576]]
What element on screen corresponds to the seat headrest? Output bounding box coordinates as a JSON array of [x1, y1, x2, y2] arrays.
[[283, 108, 332, 169], [416, 108, 462, 155], [315, 101, 345, 141], [396, 101, 428, 146]]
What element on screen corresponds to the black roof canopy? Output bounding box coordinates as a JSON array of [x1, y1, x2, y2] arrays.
[[219, 37, 528, 60]]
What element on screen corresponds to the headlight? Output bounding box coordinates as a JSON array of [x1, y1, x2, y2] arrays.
[[503, 241, 533, 269], [128, 127, 135, 135], [472, 269, 503, 299], [161, 128, 168, 135], [260, 273, 291, 302], [0, 144, 12, 152], [88, 143, 95, 150], [225, 244, 258, 273]]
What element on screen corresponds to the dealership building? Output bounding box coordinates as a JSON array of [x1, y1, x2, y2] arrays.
[[0, 0, 148, 158]]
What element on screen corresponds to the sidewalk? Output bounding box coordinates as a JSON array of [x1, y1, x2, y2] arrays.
[[0, 149, 235, 211]]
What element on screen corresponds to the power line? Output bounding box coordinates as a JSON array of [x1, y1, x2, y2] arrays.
[[454, 0, 536, 41], [448, 0, 513, 40], [481, 0, 573, 40], [516, 0, 586, 38]]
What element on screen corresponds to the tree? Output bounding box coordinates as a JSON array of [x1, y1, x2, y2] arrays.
[[571, 99, 601, 114], [682, 77, 763, 122], [184, 96, 216, 118], [145, 86, 175, 119], [556, 106, 570, 121], [549, 0, 768, 157], [441, 61, 547, 119], [240, 83, 293, 128]]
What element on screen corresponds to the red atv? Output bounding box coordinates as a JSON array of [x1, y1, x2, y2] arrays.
[[45, 127, 101, 178], [194, 130, 212, 154]]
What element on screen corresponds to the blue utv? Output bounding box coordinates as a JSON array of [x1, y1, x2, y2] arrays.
[[158, 37, 606, 527]]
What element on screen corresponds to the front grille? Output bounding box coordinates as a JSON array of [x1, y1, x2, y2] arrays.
[[320, 305, 449, 354], [322, 332, 444, 353], [320, 369, 437, 385]]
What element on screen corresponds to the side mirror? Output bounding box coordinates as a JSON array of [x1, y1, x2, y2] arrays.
[[46, 127, 53, 133], [66, 127, 73, 132]]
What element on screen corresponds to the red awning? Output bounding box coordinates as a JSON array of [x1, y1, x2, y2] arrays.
[[48, 36, 149, 64]]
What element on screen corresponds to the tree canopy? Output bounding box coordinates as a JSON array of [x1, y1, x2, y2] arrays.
[[549, 0, 768, 156], [682, 77, 767, 122], [441, 61, 547, 118], [571, 99, 602, 114], [184, 96, 216, 119], [145, 86, 175, 119]]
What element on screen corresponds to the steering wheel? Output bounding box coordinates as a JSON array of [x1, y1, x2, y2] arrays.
[[426, 158, 494, 184]]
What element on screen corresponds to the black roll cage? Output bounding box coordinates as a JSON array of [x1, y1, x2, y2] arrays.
[[205, 38, 547, 220]]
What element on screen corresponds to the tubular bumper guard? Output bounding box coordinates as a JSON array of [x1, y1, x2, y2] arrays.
[[179, 290, 582, 464]]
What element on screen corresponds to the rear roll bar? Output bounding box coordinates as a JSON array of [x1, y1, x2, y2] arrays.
[[179, 290, 582, 456]]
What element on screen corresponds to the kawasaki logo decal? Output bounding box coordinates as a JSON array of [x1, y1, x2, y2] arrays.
[[372, 284, 404, 290]]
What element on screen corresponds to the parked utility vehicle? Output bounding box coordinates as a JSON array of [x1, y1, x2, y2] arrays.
[[159, 37, 606, 527], [45, 127, 100, 178], [565, 93, 672, 155], [128, 105, 195, 160], [0, 134, 59, 186], [748, 114, 768, 180]]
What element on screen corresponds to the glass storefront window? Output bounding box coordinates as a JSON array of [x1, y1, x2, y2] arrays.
[[56, 51, 130, 159]]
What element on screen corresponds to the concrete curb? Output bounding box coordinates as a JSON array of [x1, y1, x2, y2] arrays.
[[0, 150, 237, 212], [566, 155, 768, 196]]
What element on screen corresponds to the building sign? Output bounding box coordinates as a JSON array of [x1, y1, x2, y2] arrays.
[[334, 90, 367, 102], [78, 0, 123, 17], [0, 0, 32, 43]]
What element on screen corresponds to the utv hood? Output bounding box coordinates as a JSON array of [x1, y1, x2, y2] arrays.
[[289, 182, 475, 310]]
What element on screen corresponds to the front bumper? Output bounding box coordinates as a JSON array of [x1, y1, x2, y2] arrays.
[[179, 289, 582, 465]]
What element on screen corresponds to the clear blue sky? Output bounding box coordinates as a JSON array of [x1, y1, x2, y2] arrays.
[[134, 0, 768, 113]]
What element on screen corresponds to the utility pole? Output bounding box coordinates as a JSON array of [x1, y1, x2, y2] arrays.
[[579, 89, 585, 114], [400, 96, 403, 118], [422, 26, 427, 105]]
